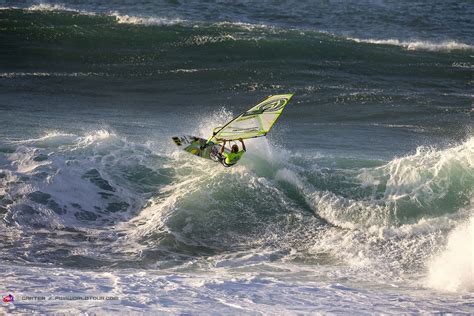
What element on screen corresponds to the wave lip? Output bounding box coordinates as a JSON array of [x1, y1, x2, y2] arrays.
[[2, 3, 187, 27], [0, 72, 104, 78], [348, 37, 474, 52], [27, 3, 77, 12], [5, 4, 472, 56], [303, 137, 474, 232], [23, 2, 97, 16], [112, 12, 186, 26]]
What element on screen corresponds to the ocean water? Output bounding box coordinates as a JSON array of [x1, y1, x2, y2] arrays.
[[0, 0, 473, 314]]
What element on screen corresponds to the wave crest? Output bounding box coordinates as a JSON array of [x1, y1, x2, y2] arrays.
[[113, 12, 185, 26], [348, 37, 474, 52]]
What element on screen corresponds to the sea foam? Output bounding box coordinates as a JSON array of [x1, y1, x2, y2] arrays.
[[426, 214, 474, 292], [348, 38, 473, 52]]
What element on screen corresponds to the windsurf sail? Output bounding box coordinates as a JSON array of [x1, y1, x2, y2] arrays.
[[208, 94, 293, 142]]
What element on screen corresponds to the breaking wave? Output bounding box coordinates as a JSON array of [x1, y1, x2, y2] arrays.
[[0, 123, 472, 293], [2, 5, 471, 56], [348, 38, 473, 52]]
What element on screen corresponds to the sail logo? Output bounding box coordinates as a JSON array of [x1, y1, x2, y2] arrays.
[[2, 294, 14, 303], [244, 97, 288, 116]]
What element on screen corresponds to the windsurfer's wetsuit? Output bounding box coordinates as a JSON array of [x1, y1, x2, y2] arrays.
[[218, 139, 246, 167], [220, 150, 245, 167]]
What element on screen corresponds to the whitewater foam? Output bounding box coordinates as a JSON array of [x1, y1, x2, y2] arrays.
[[1, 126, 473, 313], [9, 3, 186, 27], [0, 130, 146, 231], [358, 137, 474, 219], [25, 2, 96, 15], [426, 214, 474, 292], [182, 34, 237, 46], [9, 131, 76, 147], [113, 12, 185, 26], [213, 21, 276, 32], [0, 72, 104, 78], [77, 129, 116, 147], [348, 37, 474, 52], [27, 3, 80, 12], [4, 262, 472, 314]]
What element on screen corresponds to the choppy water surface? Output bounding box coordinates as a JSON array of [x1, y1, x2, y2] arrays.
[[0, 1, 473, 314]]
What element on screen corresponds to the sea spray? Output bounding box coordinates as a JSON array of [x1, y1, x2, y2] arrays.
[[426, 214, 474, 292]]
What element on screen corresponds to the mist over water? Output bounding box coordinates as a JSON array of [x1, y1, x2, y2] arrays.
[[0, 1, 473, 314]]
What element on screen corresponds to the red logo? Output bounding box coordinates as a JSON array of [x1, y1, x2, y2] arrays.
[[2, 294, 14, 303]]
